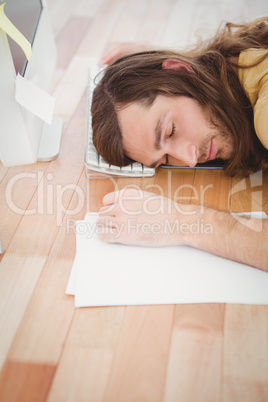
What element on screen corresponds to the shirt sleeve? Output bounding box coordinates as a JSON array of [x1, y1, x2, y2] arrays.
[[254, 76, 268, 149], [238, 49, 268, 150]]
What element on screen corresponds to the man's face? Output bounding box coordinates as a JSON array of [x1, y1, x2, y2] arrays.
[[117, 95, 234, 168]]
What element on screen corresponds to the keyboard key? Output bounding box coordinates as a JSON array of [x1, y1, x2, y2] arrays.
[[131, 162, 143, 172]]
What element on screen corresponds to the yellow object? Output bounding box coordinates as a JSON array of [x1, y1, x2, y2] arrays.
[[238, 48, 268, 149], [0, 3, 32, 60]]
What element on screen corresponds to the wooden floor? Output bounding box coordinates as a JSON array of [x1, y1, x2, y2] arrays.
[[0, 0, 268, 401]]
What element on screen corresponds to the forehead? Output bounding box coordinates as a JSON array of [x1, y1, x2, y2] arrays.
[[117, 97, 165, 164], [118, 100, 158, 134]]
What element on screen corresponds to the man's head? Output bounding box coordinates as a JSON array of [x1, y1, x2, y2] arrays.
[[118, 94, 234, 169], [92, 49, 267, 176]]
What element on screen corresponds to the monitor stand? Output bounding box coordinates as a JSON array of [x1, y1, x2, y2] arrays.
[[37, 116, 63, 161]]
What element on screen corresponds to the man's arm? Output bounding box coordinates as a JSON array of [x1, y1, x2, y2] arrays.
[[97, 189, 268, 272], [185, 206, 268, 271]]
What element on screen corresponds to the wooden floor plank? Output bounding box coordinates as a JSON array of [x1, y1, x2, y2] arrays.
[[0, 89, 88, 372], [7, 258, 74, 364], [0, 255, 46, 370], [0, 360, 56, 402], [75, 0, 106, 18], [102, 305, 174, 402], [192, 170, 232, 211], [46, 0, 82, 36], [53, 55, 93, 120], [55, 16, 93, 70], [0, 163, 49, 254], [136, 0, 176, 44], [161, 0, 200, 48], [5, 170, 90, 365], [106, 0, 151, 43], [164, 304, 225, 402], [223, 305, 268, 402], [0, 165, 9, 183], [76, 0, 125, 61], [47, 307, 125, 401], [48, 347, 113, 402]]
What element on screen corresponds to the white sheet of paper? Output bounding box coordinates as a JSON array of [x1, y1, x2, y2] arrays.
[[15, 74, 55, 125], [66, 213, 268, 307]]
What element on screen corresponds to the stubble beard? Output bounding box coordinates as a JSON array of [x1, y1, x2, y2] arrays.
[[197, 128, 235, 164]]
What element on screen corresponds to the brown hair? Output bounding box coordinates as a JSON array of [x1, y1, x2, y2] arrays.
[[92, 17, 268, 176]]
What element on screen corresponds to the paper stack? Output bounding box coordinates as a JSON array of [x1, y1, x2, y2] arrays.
[[66, 213, 268, 307]]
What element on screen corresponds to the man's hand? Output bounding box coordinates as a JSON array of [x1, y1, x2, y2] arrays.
[[97, 188, 194, 247]]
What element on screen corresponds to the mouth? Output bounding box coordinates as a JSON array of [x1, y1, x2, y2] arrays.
[[207, 140, 217, 161]]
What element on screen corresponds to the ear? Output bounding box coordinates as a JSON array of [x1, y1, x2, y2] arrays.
[[162, 58, 194, 73]]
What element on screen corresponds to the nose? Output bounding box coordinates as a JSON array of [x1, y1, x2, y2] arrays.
[[169, 144, 198, 167]]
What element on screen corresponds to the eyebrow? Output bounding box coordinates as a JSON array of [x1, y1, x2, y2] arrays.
[[154, 118, 163, 150], [148, 119, 163, 168]]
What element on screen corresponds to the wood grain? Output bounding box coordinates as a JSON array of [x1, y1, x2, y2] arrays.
[[0, 361, 56, 402], [164, 304, 224, 402], [102, 305, 174, 402], [223, 305, 268, 402], [0, 0, 267, 401]]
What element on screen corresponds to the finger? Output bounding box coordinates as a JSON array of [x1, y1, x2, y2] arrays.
[[101, 51, 116, 65], [102, 190, 125, 205], [97, 218, 123, 243], [98, 204, 117, 216]]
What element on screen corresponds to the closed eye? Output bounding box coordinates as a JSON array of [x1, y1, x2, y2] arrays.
[[165, 124, 176, 164], [169, 123, 176, 138]]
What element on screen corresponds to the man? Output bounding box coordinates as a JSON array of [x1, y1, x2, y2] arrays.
[[92, 18, 268, 270]]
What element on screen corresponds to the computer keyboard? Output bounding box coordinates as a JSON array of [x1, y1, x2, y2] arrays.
[[84, 65, 155, 179]]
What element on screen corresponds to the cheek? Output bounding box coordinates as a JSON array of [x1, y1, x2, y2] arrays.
[[123, 138, 149, 164], [179, 102, 211, 139]]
